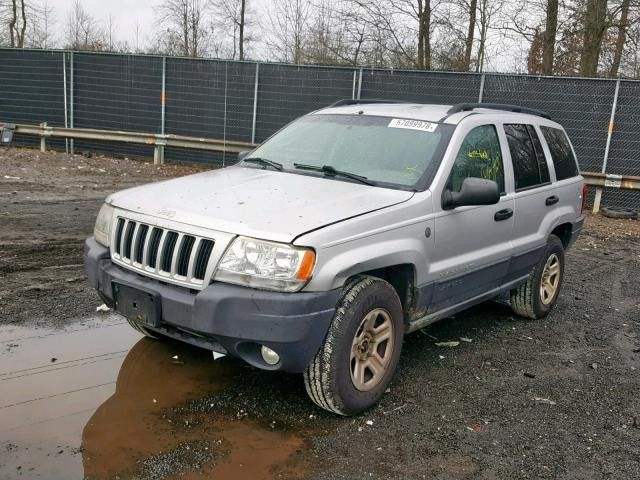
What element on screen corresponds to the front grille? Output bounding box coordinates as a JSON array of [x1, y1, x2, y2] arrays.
[[112, 218, 216, 285]]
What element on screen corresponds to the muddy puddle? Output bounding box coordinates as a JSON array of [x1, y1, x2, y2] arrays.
[[0, 317, 313, 479]]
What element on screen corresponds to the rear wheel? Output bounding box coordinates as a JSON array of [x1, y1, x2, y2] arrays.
[[511, 235, 565, 319], [303, 276, 403, 416]]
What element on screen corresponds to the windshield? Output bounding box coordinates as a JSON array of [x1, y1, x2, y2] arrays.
[[243, 114, 453, 189]]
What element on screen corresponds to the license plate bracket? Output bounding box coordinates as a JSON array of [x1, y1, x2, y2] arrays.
[[113, 283, 161, 328]]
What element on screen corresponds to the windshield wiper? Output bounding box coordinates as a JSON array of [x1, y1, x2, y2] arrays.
[[243, 157, 283, 171], [293, 163, 376, 186]]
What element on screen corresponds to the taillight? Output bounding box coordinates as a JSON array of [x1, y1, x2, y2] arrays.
[[581, 184, 588, 213]]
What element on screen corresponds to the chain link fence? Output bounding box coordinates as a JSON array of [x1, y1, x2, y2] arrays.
[[0, 48, 638, 208]]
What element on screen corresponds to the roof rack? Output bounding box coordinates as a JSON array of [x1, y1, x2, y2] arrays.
[[446, 103, 551, 120], [327, 98, 409, 108]]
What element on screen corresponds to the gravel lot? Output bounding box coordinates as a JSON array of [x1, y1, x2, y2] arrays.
[[1, 147, 639, 479]]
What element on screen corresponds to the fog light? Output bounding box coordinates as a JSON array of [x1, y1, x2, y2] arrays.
[[260, 345, 280, 365]]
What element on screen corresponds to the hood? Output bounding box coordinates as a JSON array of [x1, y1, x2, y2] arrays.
[[107, 166, 414, 243]]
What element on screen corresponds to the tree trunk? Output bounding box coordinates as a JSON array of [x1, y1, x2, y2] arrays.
[[239, 0, 246, 60], [423, 0, 431, 69], [464, 0, 477, 71], [183, 4, 190, 56], [18, 0, 27, 48], [417, 0, 425, 69], [579, 0, 608, 76], [609, 0, 630, 77], [9, 0, 17, 47], [542, 0, 558, 74]]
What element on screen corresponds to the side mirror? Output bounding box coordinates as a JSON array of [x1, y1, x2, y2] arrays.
[[237, 150, 250, 161], [442, 177, 500, 210]]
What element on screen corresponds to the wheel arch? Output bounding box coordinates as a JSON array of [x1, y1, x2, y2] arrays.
[[343, 263, 417, 323]]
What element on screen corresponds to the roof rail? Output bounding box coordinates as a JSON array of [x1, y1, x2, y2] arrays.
[[446, 103, 551, 120], [327, 98, 409, 108]]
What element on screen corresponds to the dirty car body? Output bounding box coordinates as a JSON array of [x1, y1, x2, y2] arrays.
[[85, 101, 584, 415]]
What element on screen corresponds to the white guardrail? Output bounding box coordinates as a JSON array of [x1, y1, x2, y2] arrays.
[[2, 122, 638, 214], [0, 122, 257, 165], [583, 172, 640, 213]]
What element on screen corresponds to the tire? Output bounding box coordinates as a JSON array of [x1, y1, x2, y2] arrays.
[[601, 206, 638, 220], [510, 235, 565, 319], [125, 317, 160, 339], [303, 276, 404, 416]]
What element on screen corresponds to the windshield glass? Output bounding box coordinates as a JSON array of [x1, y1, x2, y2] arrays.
[[243, 114, 452, 189]]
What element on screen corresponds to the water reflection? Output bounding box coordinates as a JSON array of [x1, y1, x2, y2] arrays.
[[81, 338, 308, 479]]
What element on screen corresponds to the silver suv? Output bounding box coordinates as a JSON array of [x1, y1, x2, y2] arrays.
[[85, 101, 584, 415]]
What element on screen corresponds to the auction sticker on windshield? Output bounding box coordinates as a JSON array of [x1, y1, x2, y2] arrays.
[[388, 118, 437, 132]]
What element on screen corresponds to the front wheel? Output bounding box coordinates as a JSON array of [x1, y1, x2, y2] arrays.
[[511, 235, 565, 319], [303, 276, 404, 416]]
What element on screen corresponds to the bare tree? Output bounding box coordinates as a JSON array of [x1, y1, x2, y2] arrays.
[[210, 0, 252, 59], [28, 0, 55, 48], [464, 0, 478, 70], [579, 0, 607, 75], [3, 0, 27, 47], [475, 0, 505, 72], [609, 0, 632, 76], [156, 0, 213, 57], [541, 0, 559, 73], [267, 0, 311, 63], [65, 0, 106, 50]]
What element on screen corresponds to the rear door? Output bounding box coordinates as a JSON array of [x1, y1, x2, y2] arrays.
[[502, 123, 555, 281], [430, 123, 515, 312]]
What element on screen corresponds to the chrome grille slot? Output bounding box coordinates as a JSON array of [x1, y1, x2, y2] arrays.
[[193, 239, 215, 280], [160, 232, 179, 272], [134, 225, 149, 264], [122, 221, 135, 259], [111, 216, 217, 287], [177, 235, 195, 276], [114, 218, 125, 254], [147, 228, 162, 269]]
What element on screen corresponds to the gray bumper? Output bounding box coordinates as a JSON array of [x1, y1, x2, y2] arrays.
[[84, 237, 339, 373]]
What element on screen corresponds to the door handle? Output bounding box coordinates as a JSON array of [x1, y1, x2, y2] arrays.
[[545, 195, 559, 206], [494, 208, 513, 221]]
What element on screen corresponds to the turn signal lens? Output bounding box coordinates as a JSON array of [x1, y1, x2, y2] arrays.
[[296, 250, 316, 281]]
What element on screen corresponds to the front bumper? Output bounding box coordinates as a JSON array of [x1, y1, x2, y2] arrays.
[[84, 237, 339, 372]]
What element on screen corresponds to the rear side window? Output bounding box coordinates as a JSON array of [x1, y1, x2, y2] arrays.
[[448, 125, 505, 194], [504, 124, 550, 190], [540, 126, 579, 180]]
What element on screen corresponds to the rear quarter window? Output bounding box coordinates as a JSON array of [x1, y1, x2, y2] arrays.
[[540, 126, 579, 181]]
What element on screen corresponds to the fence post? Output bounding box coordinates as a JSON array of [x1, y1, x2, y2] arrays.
[[593, 78, 621, 214], [62, 52, 69, 153], [70, 52, 74, 155], [478, 73, 486, 103], [158, 56, 167, 165], [40, 122, 47, 152], [251, 62, 260, 144], [352, 69, 357, 100], [356, 68, 363, 100]]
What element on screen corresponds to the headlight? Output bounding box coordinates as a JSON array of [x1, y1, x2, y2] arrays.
[[214, 237, 316, 292], [94, 203, 115, 247]]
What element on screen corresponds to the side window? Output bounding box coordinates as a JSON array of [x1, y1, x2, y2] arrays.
[[448, 125, 505, 194], [540, 126, 579, 180], [504, 124, 550, 190]]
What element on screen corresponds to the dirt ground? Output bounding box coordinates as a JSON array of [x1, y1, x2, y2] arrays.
[[1, 147, 639, 480]]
